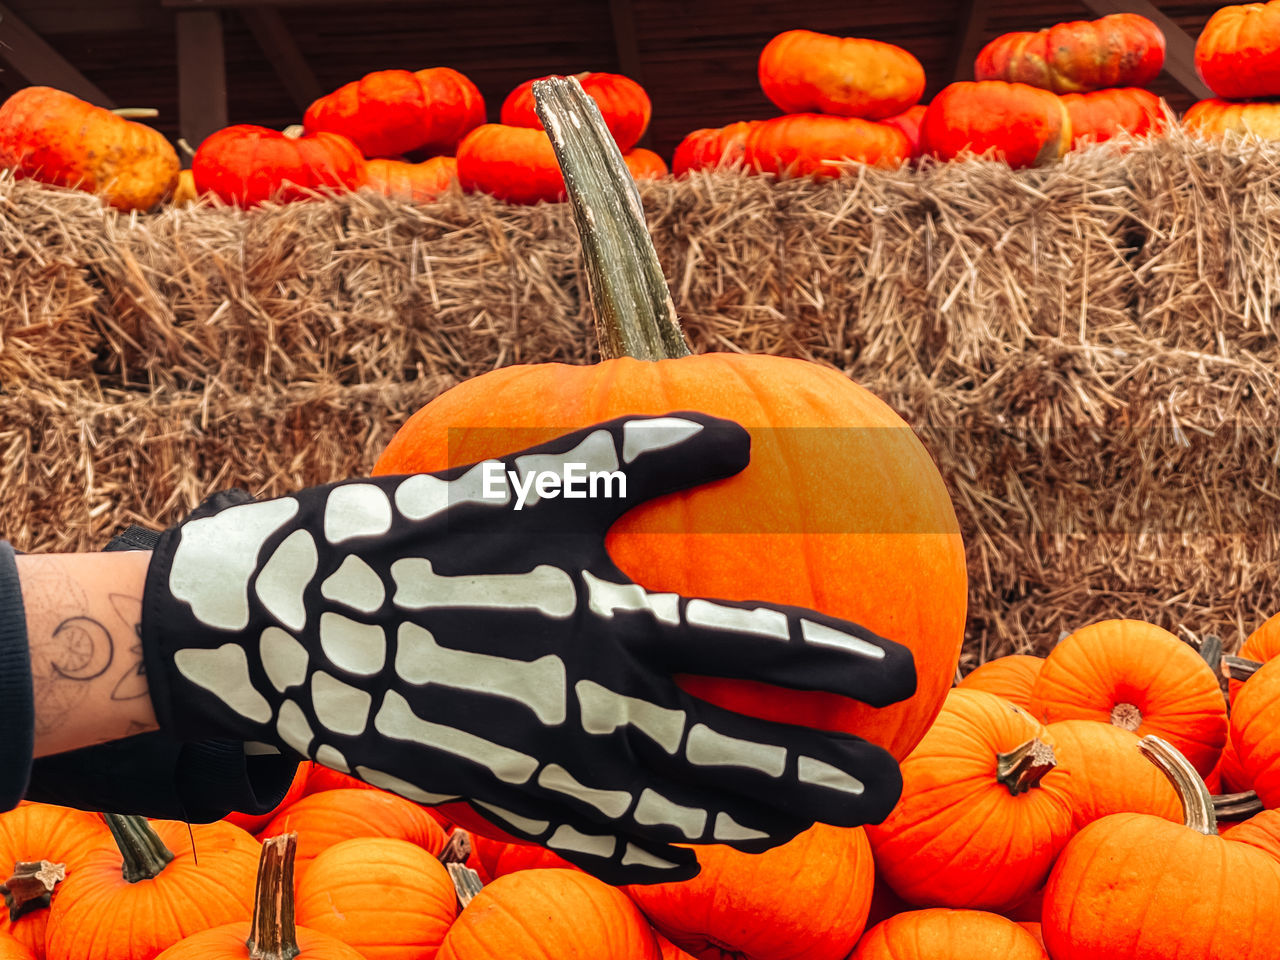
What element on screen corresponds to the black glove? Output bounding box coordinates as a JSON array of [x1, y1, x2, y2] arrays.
[[140, 412, 915, 883]]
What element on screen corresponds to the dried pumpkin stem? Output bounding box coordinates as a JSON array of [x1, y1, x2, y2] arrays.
[[439, 829, 473, 865], [1, 860, 66, 921], [1110, 702, 1143, 731], [1212, 790, 1264, 821], [995, 738, 1056, 795], [111, 108, 159, 119], [103, 814, 175, 883], [1139, 735, 1217, 836], [446, 862, 484, 910], [1223, 656, 1262, 683], [247, 834, 301, 960], [531, 75, 690, 362]]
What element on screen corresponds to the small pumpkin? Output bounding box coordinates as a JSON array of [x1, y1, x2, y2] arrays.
[[45, 815, 259, 960], [623, 824, 874, 960], [956, 654, 1044, 708], [1061, 88, 1166, 146], [295, 838, 457, 960], [975, 14, 1165, 93], [671, 121, 760, 175], [624, 147, 668, 180], [1183, 98, 1280, 140], [153, 834, 363, 960], [501, 72, 651, 152], [437, 869, 662, 960], [1041, 737, 1280, 959], [224, 762, 311, 835], [742, 114, 911, 179], [852, 909, 1049, 960], [365, 155, 457, 202], [1195, 1, 1280, 100], [1229, 655, 1280, 808], [303, 67, 485, 159], [191, 125, 367, 206], [1027, 619, 1228, 777], [0, 87, 180, 210], [455, 124, 565, 204], [865, 689, 1075, 911], [920, 81, 1071, 168], [758, 29, 925, 120]]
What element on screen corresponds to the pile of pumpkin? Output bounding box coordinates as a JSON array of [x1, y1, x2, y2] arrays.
[[4, 611, 1280, 960]]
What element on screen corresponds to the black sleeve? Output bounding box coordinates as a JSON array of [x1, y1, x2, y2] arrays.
[[2, 535, 300, 822]]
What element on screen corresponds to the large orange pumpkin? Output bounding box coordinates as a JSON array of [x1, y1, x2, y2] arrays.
[[1184, 99, 1280, 140], [0, 87, 179, 210], [758, 29, 925, 120], [955, 654, 1044, 708], [191, 125, 367, 207], [852, 909, 1049, 959], [1230, 611, 1280, 702], [1046, 719, 1180, 830], [920, 81, 1071, 168], [455, 124, 565, 204], [1195, 0, 1280, 100], [1027, 619, 1228, 777], [742, 114, 911, 179], [0, 933, 34, 960], [1229, 656, 1280, 808], [975, 14, 1165, 93]]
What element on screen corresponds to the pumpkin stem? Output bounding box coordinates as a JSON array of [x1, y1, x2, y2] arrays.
[[246, 834, 301, 960], [1139, 735, 1217, 836], [995, 738, 1056, 795], [111, 107, 160, 119], [1110, 702, 1143, 731], [1223, 656, 1262, 683], [103, 814, 175, 883], [438, 829, 484, 909], [1, 860, 66, 921], [1190, 634, 1223, 675], [1212, 790, 1264, 822], [530, 75, 691, 362]]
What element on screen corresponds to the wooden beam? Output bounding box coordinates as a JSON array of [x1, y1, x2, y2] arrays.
[[0, 2, 115, 106], [240, 6, 323, 111], [1080, 0, 1212, 99], [949, 0, 994, 83], [176, 10, 228, 149], [164, 0, 426, 7]]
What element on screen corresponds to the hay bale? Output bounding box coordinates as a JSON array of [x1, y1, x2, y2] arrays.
[[3, 132, 1279, 662]]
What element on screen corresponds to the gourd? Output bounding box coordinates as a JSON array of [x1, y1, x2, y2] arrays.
[[1195, 1, 1280, 99], [1184, 99, 1280, 141], [365, 156, 458, 202], [455, 125, 565, 204], [742, 114, 911, 179], [671, 121, 760, 175], [975, 14, 1166, 93], [1061, 88, 1166, 146], [920, 81, 1071, 168], [758, 29, 925, 119], [852, 909, 1049, 959], [191, 125, 367, 207], [501, 72, 651, 152]]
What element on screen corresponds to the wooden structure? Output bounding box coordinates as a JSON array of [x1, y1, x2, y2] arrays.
[[0, 0, 1228, 160]]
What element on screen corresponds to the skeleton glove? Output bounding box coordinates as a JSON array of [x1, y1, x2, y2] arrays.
[[140, 413, 916, 884]]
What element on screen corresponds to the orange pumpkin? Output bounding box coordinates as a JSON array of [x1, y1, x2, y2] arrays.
[[1042, 737, 1280, 959], [260, 789, 446, 880], [374, 77, 967, 784], [0, 87, 180, 210], [438, 870, 662, 960], [865, 689, 1075, 911], [758, 29, 925, 120], [154, 834, 362, 960], [303, 67, 485, 159], [624, 147, 668, 180], [920, 81, 1071, 168], [623, 824, 874, 960], [1195, 0, 1280, 100], [654, 933, 698, 960], [852, 909, 1049, 959], [1229, 611, 1280, 702], [455, 124, 565, 205], [467, 833, 579, 883], [1184, 98, 1280, 140], [223, 762, 311, 835], [191, 125, 367, 207], [0, 933, 34, 960], [502, 72, 651, 152], [975, 14, 1165, 93], [1229, 656, 1280, 808], [364, 155, 457, 202], [880, 104, 928, 158], [45, 816, 259, 960], [671, 121, 760, 176], [1061, 88, 1166, 146], [295, 838, 456, 960], [742, 114, 911, 179], [0, 804, 109, 959], [956, 654, 1044, 708], [1027, 620, 1228, 777], [1047, 719, 1180, 830]]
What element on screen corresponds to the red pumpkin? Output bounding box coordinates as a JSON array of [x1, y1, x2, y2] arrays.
[[192, 125, 367, 206], [456, 124, 565, 204], [866, 689, 1075, 911], [501, 72, 651, 152], [975, 14, 1165, 93], [224, 762, 311, 835], [624, 147, 668, 180], [303, 67, 485, 159], [1195, 0, 1280, 99], [623, 824, 874, 960], [1061, 88, 1166, 146], [921, 82, 1071, 168], [0, 86, 180, 211], [852, 909, 1049, 959], [1184, 98, 1280, 140], [758, 29, 925, 120], [880, 104, 928, 158], [671, 121, 760, 176], [1027, 619, 1228, 777], [742, 114, 911, 179], [365, 155, 457, 202], [956, 654, 1044, 708]]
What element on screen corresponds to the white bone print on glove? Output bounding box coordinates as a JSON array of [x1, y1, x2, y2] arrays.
[[141, 413, 916, 885]]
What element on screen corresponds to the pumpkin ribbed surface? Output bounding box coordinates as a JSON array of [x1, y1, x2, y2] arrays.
[[1229, 610, 1280, 701], [852, 909, 1049, 959], [1047, 719, 1181, 830], [1230, 655, 1280, 807], [1184, 99, 1280, 141], [1195, 0, 1280, 99], [0, 933, 34, 960], [956, 655, 1044, 708], [757, 30, 925, 119]]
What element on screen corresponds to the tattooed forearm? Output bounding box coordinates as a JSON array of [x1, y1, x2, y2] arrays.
[[15, 552, 158, 757]]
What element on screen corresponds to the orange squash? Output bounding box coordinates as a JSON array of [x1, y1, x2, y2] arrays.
[[956, 654, 1044, 708], [1230, 656, 1280, 808], [975, 14, 1165, 93], [742, 114, 911, 179], [1047, 719, 1180, 830], [0, 933, 34, 960], [624, 147, 668, 180], [364, 155, 457, 202], [671, 121, 760, 175], [921, 81, 1071, 168], [852, 909, 1049, 959], [1229, 611, 1280, 702], [456, 124, 565, 204], [1184, 99, 1280, 140], [1195, 0, 1280, 100], [502, 72, 651, 152], [1061, 88, 1166, 146]]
